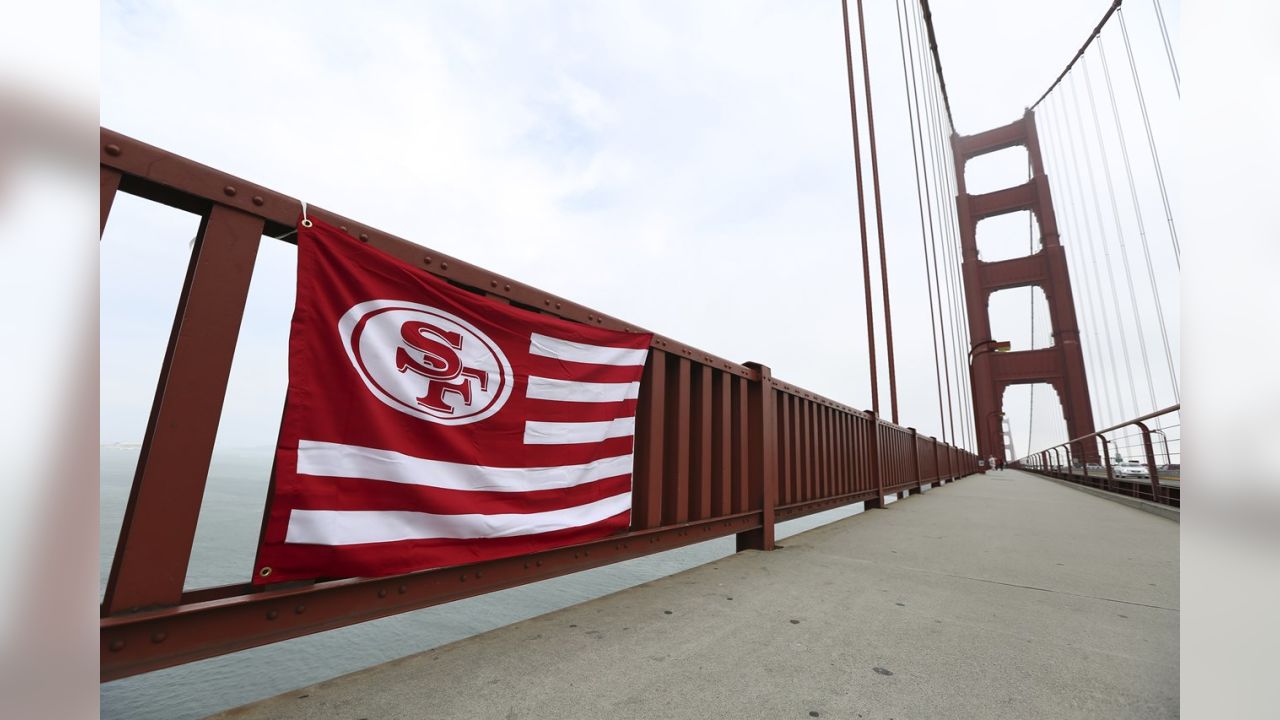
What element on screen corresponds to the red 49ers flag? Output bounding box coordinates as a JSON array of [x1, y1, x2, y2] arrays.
[[253, 219, 651, 583]]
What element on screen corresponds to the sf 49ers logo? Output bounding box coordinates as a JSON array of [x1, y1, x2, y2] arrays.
[[339, 300, 512, 425]]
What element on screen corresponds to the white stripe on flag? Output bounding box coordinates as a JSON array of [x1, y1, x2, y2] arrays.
[[523, 417, 636, 445], [526, 377, 640, 403], [285, 492, 631, 545], [529, 333, 648, 367], [297, 440, 632, 492]]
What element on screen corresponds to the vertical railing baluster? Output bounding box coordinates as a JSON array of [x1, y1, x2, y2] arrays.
[[692, 365, 713, 520], [738, 363, 776, 551], [100, 167, 122, 237], [735, 376, 750, 513], [778, 389, 788, 502], [102, 204, 263, 614], [712, 371, 732, 517], [663, 357, 692, 524], [867, 411, 884, 508], [910, 428, 922, 494], [633, 350, 667, 529]]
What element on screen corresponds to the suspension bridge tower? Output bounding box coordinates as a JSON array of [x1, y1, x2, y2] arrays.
[[951, 110, 1098, 463]]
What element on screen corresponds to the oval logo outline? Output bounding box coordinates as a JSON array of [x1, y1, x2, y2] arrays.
[[338, 299, 513, 425]]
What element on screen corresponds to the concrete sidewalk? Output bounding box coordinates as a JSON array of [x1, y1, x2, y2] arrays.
[[216, 470, 1179, 720]]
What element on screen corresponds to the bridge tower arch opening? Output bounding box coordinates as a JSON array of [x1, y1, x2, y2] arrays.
[[952, 110, 1098, 462], [999, 382, 1069, 465], [987, 286, 1054, 353]]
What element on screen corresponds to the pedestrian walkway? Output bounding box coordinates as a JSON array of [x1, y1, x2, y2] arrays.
[[216, 470, 1179, 719]]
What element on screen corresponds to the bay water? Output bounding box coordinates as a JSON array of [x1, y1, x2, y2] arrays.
[[101, 448, 881, 719]]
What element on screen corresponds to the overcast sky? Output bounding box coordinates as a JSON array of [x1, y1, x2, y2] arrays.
[[100, 0, 1180, 461]]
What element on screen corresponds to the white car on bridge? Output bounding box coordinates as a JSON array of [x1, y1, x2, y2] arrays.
[[1114, 460, 1150, 479]]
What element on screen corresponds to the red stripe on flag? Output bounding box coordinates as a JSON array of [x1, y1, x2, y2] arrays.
[[525, 355, 648, 383]]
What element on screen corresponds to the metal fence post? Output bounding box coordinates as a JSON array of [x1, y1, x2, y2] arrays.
[[931, 437, 941, 486], [865, 410, 885, 508], [1134, 421, 1163, 504], [1100, 436, 1114, 491], [909, 428, 923, 495], [102, 204, 264, 614], [737, 363, 777, 551]]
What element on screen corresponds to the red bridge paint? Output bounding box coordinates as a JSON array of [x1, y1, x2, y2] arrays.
[[951, 111, 1099, 464], [98, 129, 980, 682]]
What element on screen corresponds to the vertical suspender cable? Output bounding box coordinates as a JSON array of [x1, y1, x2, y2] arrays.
[[914, 4, 959, 448], [1026, 159, 1036, 452], [1067, 70, 1141, 419], [917, 5, 973, 451], [1151, 0, 1180, 95], [1043, 96, 1111, 430], [1053, 87, 1126, 425], [1080, 52, 1162, 417], [916, 0, 977, 452], [1043, 93, 1117, 428], [895, 0, 948, 443], [916, 8, 957, 445], [854, 0, 899, 425], [1099, 36, 1180, 402], [906, 1, 955, 445], [1117, 10, 1180, 265], [939, 113, 977, 451], [840, 0, 881, 416]]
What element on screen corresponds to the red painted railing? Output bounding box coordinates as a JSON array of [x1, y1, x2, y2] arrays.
[[99, 128, 979, 681], [1013, 405, 1180, 507]]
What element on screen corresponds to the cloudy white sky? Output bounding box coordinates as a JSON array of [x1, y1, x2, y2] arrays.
[[100, 0, 1180, 460]]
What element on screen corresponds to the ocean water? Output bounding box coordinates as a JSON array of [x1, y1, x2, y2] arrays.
[[101, 448, 889, 719]]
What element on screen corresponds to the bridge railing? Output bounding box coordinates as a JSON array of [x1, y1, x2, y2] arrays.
[[1012, 405, 1180, 507], [99, 128, 979, 681]]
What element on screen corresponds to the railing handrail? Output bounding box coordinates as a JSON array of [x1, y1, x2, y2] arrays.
[[99, 127, 980, 681], [1013, 406, 1179, 509], [1038, 403, 1180, 452]]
